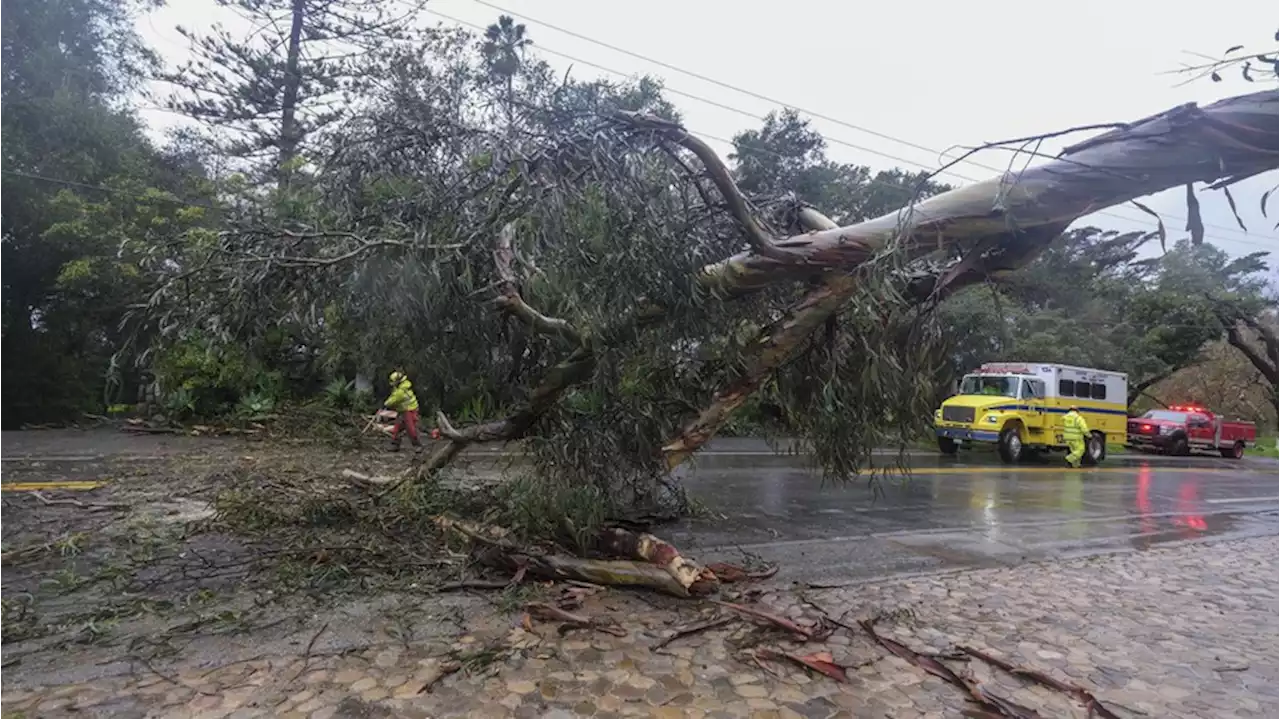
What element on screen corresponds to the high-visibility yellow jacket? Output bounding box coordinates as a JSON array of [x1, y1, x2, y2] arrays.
[[384, 380, 419, 412], [1063, 410, 1090, 442]]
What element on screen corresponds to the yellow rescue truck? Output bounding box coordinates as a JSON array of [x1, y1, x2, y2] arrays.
[[933, 362, 1128, 464]]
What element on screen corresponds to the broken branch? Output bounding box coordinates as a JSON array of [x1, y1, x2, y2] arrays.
[[433, 516, 704, 597], [616, 111, 796, 263], [492, 222, 580, 344], [598, 527, 715, 593], [28, 491, 128, 512], [524, 602, 627, 637], [395, 300, 668, 490]]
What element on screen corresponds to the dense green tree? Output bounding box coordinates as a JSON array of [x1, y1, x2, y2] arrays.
[[937, 231, 1276, 406], [1, 0, 215, 426], [730, 110, 950, 226]]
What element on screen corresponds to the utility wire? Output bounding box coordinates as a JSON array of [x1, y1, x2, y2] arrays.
[[25, 15, 1276, 254], [1, 169, 224, 211], [429, 8, 1274, 253], [461, 0, 1278, 246]]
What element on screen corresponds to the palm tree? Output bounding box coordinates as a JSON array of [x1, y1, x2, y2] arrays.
[[481, 15, 531, 129]]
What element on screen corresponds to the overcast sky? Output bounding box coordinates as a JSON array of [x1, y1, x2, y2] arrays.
[[137, 0, 1279, 273]]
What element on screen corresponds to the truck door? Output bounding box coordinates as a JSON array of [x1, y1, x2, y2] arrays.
[[1186, 413, 1215, 450], [1021, 378, 1047, 435]]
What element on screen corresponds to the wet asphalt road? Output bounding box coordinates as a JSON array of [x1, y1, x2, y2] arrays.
[[3, 431, 1277, 585], [669, 441, 1279, 585]]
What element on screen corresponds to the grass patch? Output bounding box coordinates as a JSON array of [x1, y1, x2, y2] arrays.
[[1247, 434, 1278, 458]]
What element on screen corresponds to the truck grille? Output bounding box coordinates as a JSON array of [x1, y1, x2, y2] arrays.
[[942, 406, 975, 424]]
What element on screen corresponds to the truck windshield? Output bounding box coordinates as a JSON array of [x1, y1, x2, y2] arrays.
[[1141, 410, 1188, 422], [959, 375, 1018, 398]]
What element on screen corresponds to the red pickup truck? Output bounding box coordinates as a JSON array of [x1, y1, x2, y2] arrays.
[[1126, 405, 1257, 459]]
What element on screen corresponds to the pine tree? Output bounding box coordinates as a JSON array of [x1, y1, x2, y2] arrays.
[[161, 0, 423, 180]]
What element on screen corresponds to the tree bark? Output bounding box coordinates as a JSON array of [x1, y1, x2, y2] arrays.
[[661, 90, 1279, 468], [278, 0, 307, 180]]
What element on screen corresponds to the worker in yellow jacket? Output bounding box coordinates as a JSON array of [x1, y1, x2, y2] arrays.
[[384, 370, 422, 452], [1063, 406, 1090, 469]]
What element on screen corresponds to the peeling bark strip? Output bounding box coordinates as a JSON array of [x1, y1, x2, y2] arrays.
[[859, 620, 1042, 719], [711, 600, 815, 640], [660, 90, 1278, 468], [754, 648, 849, 683], [958, 646, 1121, 719], [650, 616, 737, 652]]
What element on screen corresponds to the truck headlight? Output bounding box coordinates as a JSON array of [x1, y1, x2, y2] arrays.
[[984, 414, 999, 424]]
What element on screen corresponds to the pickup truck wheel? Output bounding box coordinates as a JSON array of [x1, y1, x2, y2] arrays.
[[1168, 434, 1189, 456], [1082, 432, 1106, 466], [1220, 441, 1245, 460], [997, 426, 1024, 464], [937, 436, 959, 455]]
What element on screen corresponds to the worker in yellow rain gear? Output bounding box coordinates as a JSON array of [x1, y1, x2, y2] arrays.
[[1063, 406, 1090, 469], [384, 370, 422, 452]]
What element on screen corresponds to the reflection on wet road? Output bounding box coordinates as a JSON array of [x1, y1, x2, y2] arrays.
[[670, 446, 1279, 585]]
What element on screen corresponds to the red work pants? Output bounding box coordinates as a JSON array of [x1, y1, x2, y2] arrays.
[[392, 409, 421, 445]]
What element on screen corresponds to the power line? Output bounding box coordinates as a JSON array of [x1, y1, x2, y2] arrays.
[[29, 30, 1274, 257], [462, 0, 1278, 248], [430, 6, 1272, 252], [1, 170, 224, 211]]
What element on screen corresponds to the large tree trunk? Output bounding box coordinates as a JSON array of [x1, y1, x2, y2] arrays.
[[278, 0, 307, 181], [662, 90, 1279, 468], [697, 90, 1279, 297]]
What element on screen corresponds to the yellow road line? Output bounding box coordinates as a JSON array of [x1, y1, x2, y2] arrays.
[[852, 465, 1256, 476], [1, 481, 106, 492]]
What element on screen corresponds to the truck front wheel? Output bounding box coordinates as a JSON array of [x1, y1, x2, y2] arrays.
[[1169, 434, 1189, 456], [937, 436, 959, 455], [997, 426, 1024, 464], [1082, 431, 1106, 466]]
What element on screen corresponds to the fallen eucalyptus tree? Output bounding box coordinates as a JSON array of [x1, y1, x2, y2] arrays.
[[156, 54, 1276, 528]]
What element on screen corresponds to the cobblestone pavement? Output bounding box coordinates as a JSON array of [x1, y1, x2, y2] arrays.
[[4, 536, 1276, 719]]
